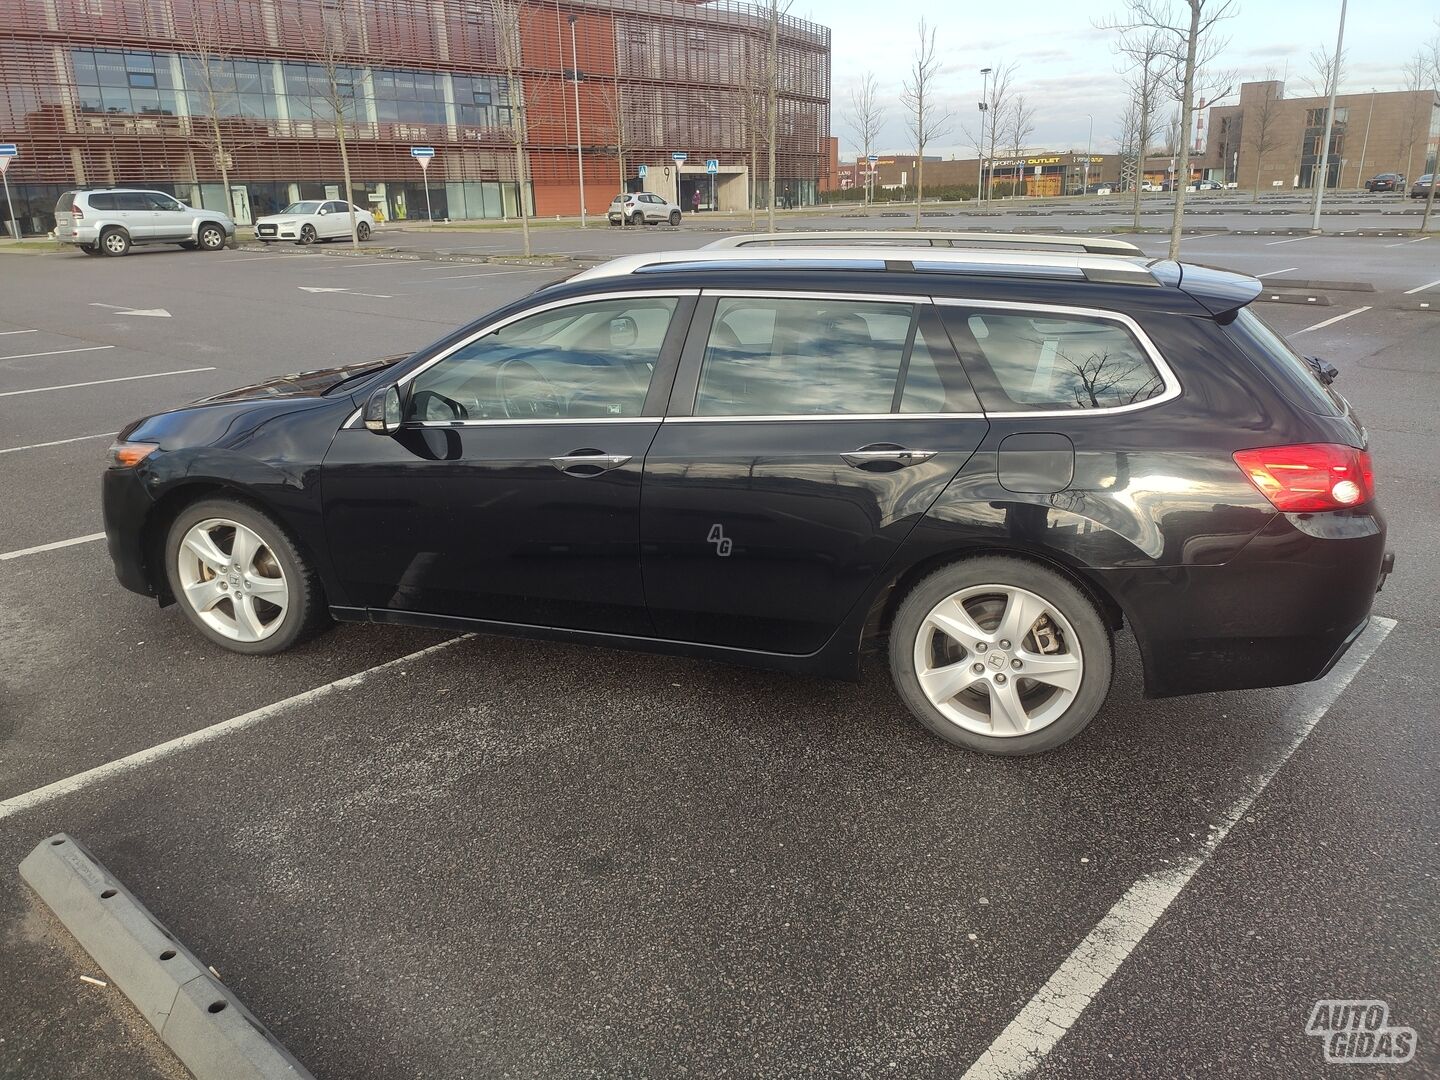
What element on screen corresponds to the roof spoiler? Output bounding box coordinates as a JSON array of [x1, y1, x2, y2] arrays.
[[1149, 260, 1263, 316]]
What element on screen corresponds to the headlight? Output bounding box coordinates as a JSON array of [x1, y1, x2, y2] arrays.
[[107, 440, 159, 468]]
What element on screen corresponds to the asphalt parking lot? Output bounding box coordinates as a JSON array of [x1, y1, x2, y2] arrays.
[[0, 218, 1436, 1078]]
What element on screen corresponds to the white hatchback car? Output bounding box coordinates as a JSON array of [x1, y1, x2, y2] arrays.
[[254, 200, 376, 244]]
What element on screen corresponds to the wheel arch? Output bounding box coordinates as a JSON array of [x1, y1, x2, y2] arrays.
[[860, 542, 1126, 656]]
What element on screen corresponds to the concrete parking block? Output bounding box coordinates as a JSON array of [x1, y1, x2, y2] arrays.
[[19, 833, 315, 1080]]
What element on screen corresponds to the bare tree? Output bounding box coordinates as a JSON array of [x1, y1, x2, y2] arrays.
[[981, 62, 1017, 206], [488, 0, 532, 255], [1245, 72, 1284, 201], [1006, 94, 1036, 192], [1299, 44, 1344, 99], [589, 71, 628, 205], [764, 0, 793, 231], [901, 19, 950, 226], [844, 71, 884, 206], [1101, 0, 1239, 260], [1422, 22, 1440, 233], [1115, 28, 1165, 227], [741, 76, 766, 227], [182, 8, 235, 225], [1398, 52, 1429, 185], [291, 2, 363, 250]]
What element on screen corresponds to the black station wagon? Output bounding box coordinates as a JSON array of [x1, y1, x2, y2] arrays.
[[103, 233, 1392, 754]]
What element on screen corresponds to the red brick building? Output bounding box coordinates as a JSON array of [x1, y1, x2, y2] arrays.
[[0, 0, 831, 234]]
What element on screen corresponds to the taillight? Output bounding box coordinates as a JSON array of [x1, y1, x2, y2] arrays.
[[1233, 443, 1374, 512], [71, 202, 83, 219]]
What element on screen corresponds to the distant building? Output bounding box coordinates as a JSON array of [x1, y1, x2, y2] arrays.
[[0, 0, 832, 235], [1196, 80, 1439, 189], [834, 152, 1121, 197]]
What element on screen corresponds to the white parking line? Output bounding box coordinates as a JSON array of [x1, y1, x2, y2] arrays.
[[0, 432, 116, 455], [1292, 306, 1373, 336], [960, 616, 1396, 1080], [313, 261, 394, 269], [0, 329, 40, 336], [0, 532, 106, 561], [0, 366, 216, 398], [0, 345, 115, 362], [1265, 234, 1316, 245], [1255, 267, 1299, 277], [1403, 278, 1440, 295], [0, 635, 471, 821], [1384, 236, 1431, 248]]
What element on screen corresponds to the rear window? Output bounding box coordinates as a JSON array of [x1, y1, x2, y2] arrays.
[[55, 192, 76, 213], [1227, 308, 1344, 417]]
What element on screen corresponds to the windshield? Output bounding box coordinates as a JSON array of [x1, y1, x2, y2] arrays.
[[281, 201, 322, 214]]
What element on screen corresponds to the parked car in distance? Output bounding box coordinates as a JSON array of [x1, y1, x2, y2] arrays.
[[1141, 181, 1163, 192], [1410, 174, 1433, 199], [253, 200, 375, 244], [1189, 179, 1223, 191], [1083, 184, 1113, 195], [1365, 173, 1404, 192], [102, 233, 1394, 757], [608, 192, 683, 226], [53, 188, 234, 256]]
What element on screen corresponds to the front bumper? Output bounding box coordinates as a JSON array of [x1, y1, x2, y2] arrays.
[[102, 466, 160, 598]]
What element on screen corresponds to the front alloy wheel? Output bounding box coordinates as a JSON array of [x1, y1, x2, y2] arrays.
[[890, 557, 1112, 754], [298, 224, 317, 245], [164, 499, 328, 654], [198, 223, 225, 250]]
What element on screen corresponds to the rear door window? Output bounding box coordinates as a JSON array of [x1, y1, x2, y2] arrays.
[[942, 306, 1167, 412], [87, 193, 117, 210]]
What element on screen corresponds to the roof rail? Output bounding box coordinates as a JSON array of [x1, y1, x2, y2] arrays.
[[703, 231, 1145, 256], [567, 246, 1162, 287]]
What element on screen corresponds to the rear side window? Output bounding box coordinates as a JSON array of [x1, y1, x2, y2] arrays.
[[944, 307, 1166, 412], [114, 192, 151, 210], [55, 192, 77, 213], [87, 193, 117, 210], [694, 298, 978, 416], [1226, 308, 1343, 417]]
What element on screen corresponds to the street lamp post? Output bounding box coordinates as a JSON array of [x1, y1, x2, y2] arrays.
[[568, 14, 587, 227], [1083, 113, 1093, 195], [1354, 87, 1376, 188], [1310, 0, 1347, 231], [979, 67, 992, 208]]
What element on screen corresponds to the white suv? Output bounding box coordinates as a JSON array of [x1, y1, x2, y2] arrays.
[[54, 188, 235, 256], [607, 192, 682, 226]]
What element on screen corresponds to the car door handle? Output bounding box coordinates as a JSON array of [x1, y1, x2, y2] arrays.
[[841, 446, 938, 469], [550, 449, 632, 476]]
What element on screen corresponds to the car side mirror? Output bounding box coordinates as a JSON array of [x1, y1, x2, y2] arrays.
[[318, 207, 328, 215], [364, 385, 403, 434], [1305, 355, 1340, 385]]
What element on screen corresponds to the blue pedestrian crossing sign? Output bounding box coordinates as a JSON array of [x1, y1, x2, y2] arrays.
[[705, 159, 719, 174], [637, 164, 648, 178]]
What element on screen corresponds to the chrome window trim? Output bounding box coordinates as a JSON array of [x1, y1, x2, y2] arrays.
[[408, 417, 661, 428], [931, 295, 1182, 418], [664, 412, 985, 423], [701, 288, 930, 304]]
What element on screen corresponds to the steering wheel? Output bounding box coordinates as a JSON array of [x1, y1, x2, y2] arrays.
[[498, 358, 563, 419], [410, 388, 469, 422]]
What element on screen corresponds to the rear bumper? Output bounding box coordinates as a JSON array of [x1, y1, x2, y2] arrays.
[[102, 467, 159, 598], [1093, 508, 1390, 698]]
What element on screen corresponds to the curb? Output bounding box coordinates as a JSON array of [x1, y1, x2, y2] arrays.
[[20, 833, 314, 1080]]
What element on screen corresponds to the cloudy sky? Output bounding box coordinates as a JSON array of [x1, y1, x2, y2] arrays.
[[791, 0, 1434, 160]]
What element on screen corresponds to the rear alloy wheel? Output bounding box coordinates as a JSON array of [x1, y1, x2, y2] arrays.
[[298, 224, 317, 245], [198, 223, 226, 250], [99, 228, 130, 256], [668, 210, 681, 226], [356, 221, 371, 241], [629, 212, 645, 226], [164, 499, 328, 655], [889, 557, 1113, 755]]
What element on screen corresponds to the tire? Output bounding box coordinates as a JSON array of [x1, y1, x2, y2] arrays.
[[99, 228, 130, 256], [668, 210, 682, 225], [629, 212, 644, 226], [197, 222, 226, 250], [356, 221, 371, 241], [888, 556, 1113, 755], [298, 224, 317, 245], [164, 497, 331, 656], [608, 218, 619, 227], [79, 243, 99, 256], [179, 240, 199, 250]]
